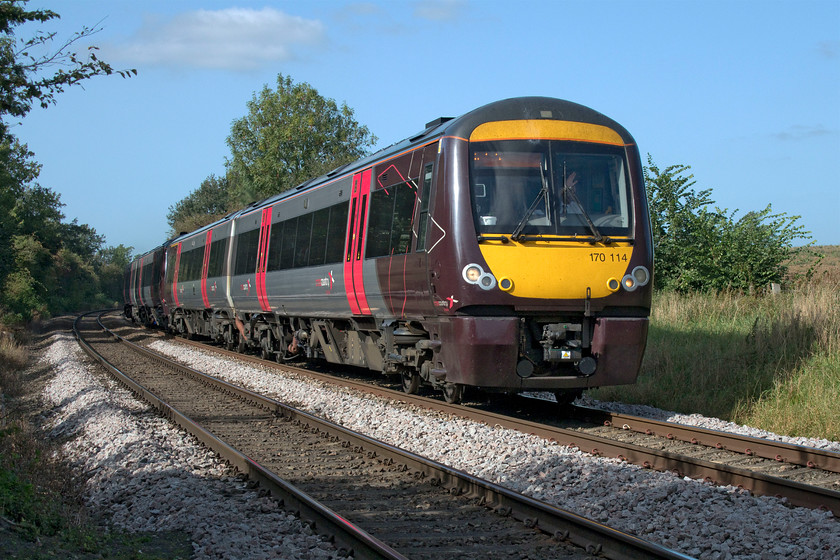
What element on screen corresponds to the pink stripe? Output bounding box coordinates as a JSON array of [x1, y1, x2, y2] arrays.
[[256, 208, 272, 312], [343, 177, 362, 314], [353, 169, 372, 315]]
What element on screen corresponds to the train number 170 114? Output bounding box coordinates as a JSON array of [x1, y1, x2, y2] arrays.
[[590, 252, 628, 263]]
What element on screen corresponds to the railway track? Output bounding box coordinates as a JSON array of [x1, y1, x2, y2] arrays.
[[110, 314, 840, 517], [78, 312, 690, 560]]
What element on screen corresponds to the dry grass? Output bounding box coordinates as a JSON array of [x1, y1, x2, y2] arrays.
[[592, 246, 840, 441]]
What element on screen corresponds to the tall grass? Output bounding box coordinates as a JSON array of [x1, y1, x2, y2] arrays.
[[591, 273, 840, 441]]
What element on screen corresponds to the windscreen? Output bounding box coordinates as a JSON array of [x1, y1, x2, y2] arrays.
[[470, 140, 633, 240]]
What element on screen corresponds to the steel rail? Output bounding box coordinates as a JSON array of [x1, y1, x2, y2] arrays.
[[74, 313, 407, 560], [165, 333, 840, 516], [567, 404, 840, 474], [93, 315, 690, 560]]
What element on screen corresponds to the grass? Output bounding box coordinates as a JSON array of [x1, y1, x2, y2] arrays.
[[591, 245, 840, 441]]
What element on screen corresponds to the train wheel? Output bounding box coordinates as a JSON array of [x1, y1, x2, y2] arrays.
[[442, 383, 464, 404], [236, 336, 247, 354], [260, 334, 273, 361], [401, 372, 420, 395]]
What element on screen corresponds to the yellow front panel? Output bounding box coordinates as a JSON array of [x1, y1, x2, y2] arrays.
[[470, 120, 626, 146], [479, 240, 634, 299]]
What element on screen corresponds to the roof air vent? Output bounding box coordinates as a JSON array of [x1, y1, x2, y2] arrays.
[[425, 116, 454, 129]]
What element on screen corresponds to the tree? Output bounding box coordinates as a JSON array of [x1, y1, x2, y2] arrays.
[[94, 244, 134, 305], [0, 1, 135, 322], [226, 73, 377, 203], [644, 156, 812, 292], [1, 1, 135, 135], [166, 173, 232, 237]]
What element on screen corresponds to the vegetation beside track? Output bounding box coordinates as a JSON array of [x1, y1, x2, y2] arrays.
[[592, 245, 840, 441], [0, 327, 190, 559]]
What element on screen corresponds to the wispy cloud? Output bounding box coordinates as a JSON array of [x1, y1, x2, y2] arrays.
[[773, 124, 836, 141], [413, 0, 467, 22], [107, 8, 325, 71], [817, 40, 840, 59]]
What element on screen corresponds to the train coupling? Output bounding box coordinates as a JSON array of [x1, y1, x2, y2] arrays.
[[540, 323, 597, 376]]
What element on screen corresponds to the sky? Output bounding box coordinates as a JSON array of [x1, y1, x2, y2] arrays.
[[12, 0, 840, 255]]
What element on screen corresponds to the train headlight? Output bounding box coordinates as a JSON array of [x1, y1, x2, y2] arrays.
[[607, 278, 620, 292], [462, 264, 497, 291], [479, 273, 497, 290], [622, 274, 637, 291], [499, 277, 514, 292], [632, 266, 651, 287], [463, 265, 483, 283]]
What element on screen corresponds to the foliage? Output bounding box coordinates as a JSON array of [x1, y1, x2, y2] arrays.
[[644, 156, 813, 292], [0, 1, 135, 323], [0, 0, 135, 134], [166, 173, 232, 237], [93, 243, 133, 305], [169, 74, 377, 234], [226, 73, 377, 203]]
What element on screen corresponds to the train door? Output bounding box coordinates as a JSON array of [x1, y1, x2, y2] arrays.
[[200, 230, 213, 308], [170, 243, 182, 308], [136, 255, 146, 308], [162, 243, 180, 315], [128, 260, 139, 308], [343, 169, 373, 315], [368, 145, 439, 317], [255, 207, 272, 313]]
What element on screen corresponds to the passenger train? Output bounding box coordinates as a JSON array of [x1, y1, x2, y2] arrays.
[[124, 97, 653, 404]]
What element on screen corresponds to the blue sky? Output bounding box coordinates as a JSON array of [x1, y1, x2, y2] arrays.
[[13, 0, 840, 255]]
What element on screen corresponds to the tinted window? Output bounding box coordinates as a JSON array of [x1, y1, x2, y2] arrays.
[[207, 237, 228, 278], [266, 201, 350, 271], [326, 201, 349, 264], [178, 247, 203, 282], [279, 218, 298, 270], [308, 208, 329, 267], [416, 163, 433, 251], [294, 214, 314, 268], [234, 228, 260, 276], [366, 181, 418, 258]]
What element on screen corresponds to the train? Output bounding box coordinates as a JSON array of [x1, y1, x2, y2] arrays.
[[124, 97, 653, 404]]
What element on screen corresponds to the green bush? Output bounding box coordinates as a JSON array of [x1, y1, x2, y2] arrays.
[[645, 156, 813, 292]]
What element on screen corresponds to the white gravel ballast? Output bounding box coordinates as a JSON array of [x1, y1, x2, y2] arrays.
[[40, 332, 342, 560], [39, 330, 838, 559]]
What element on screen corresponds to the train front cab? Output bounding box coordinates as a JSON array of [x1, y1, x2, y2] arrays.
[[423, 102, 653, 398]]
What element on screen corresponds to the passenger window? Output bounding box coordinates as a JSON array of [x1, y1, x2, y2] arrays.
[[280, 218, 298, 270], [326, 201, 349, 264], [416, 163, 433, 251], [308, 208, 329, 267], [234, 229, 260, 276], [294, 214, 314, 268]]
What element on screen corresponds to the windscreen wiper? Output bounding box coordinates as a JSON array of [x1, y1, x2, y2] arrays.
[[562, 162, 610, 244], [511, 163, 550, 241]]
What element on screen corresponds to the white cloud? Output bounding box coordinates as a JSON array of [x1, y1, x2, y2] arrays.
[[110, 8, 325, 71]]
